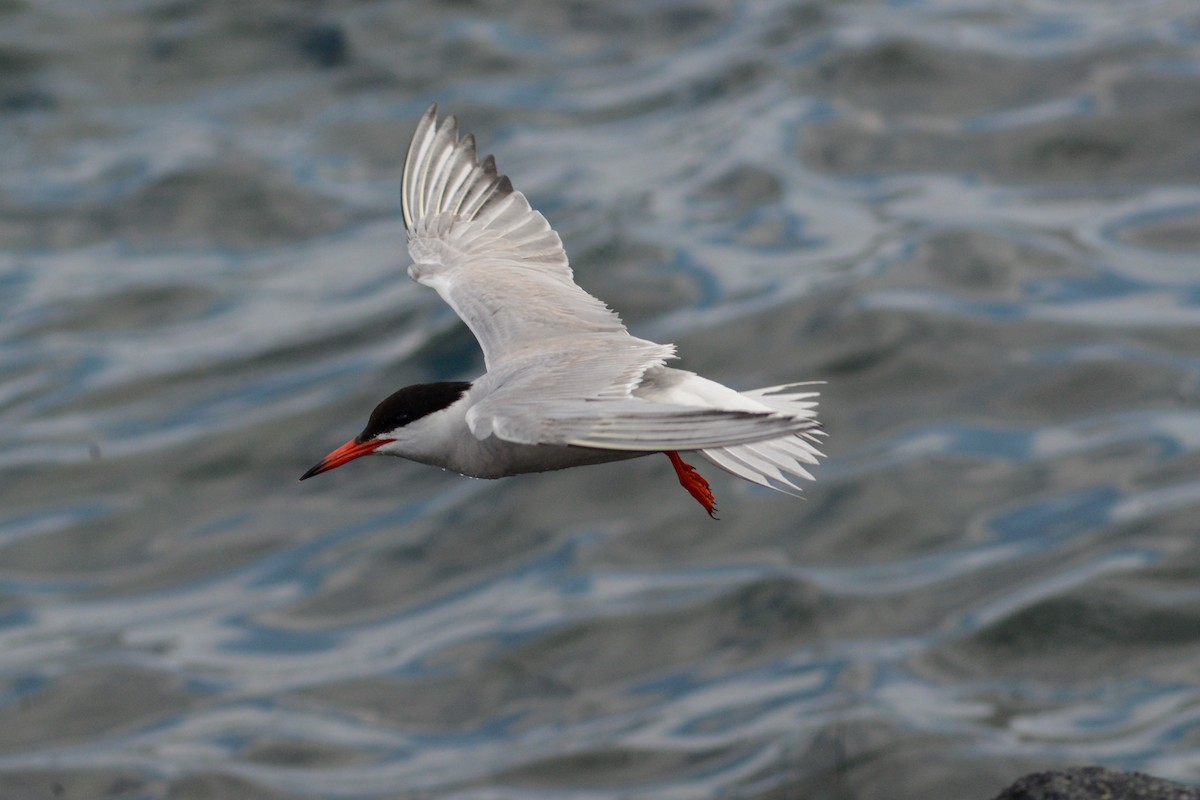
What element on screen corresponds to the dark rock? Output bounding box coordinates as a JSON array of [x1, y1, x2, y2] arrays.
[[992, 766, 1200, 800]]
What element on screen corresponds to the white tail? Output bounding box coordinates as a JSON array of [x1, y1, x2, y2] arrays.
[[700, 383, 824, 496]]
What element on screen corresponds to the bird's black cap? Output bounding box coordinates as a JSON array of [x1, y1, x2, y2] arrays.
[[356, 381, 472, 442]]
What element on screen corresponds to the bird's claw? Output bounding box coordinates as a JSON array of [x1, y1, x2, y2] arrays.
[[665, 451, 719, 519]]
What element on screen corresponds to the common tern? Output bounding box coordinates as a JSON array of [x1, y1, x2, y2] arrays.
[[301, 104, 823, 516]]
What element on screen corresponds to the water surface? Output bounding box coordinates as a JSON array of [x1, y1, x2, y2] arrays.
[[2, 1, 1200, 798]]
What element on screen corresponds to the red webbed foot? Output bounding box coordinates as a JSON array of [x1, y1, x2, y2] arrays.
[[665, 451, 718, 519]]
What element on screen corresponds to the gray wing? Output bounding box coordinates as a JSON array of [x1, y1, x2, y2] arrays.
[[403, 103, 670, 380], [475, 397, 823, 451], [463, 347, 816, 451]]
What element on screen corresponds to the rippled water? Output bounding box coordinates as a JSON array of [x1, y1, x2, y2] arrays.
[[3, 1, 1200, 798]]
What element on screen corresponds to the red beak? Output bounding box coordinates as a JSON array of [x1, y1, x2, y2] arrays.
[[300, 438, 392, 480]]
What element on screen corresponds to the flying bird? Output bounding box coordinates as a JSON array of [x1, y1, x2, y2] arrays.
[[301, 104, 823, 516]]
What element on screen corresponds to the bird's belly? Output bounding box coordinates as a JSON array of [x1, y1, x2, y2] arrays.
[[445, 438, 645, 479]]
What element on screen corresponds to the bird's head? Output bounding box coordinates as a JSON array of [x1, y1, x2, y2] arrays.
[[300, 381, 472, 480]]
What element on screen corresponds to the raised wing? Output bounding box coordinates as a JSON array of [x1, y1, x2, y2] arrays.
[[403, 104, 665, 379]]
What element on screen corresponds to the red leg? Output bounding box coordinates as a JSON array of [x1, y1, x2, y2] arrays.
[[665, 451, 718, 519]]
